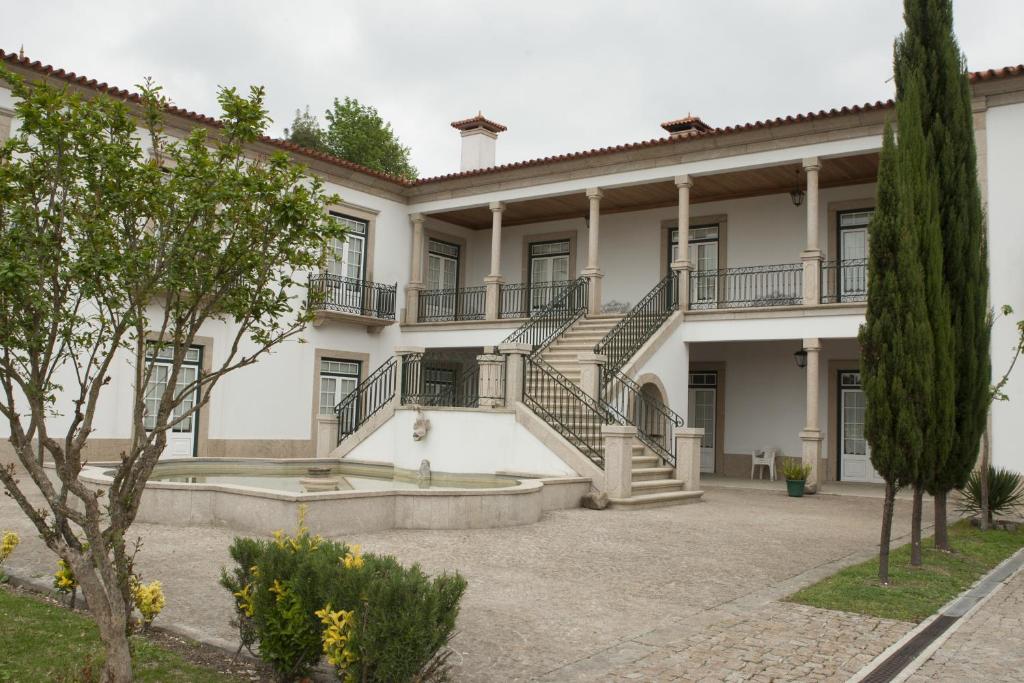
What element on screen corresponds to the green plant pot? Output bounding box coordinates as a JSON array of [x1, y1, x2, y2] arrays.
[[786, 479, 805, 497]]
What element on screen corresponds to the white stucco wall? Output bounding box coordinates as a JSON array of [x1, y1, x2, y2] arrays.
[[343, 408, 577, 477], [986, 101, 1024, 473]]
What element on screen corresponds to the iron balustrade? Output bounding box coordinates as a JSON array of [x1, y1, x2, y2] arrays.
[[594, 272, 678, 375], [523, 356, 606, 467], [499, 280, 573, 319], [400, 351, 503, 408], [502, 277, 589, 352], [602, 370, 683, 468], [335, 357, 397, 445], [688, 263, 803, 309], [308, 273, 397, 320], [418, 286, 487, 322], [821, 259, 868, 304]]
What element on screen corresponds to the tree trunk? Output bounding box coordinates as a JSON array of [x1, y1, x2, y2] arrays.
[[934, 490, 950, 551], [879, 481, 896, 584], [98, 618, 133, 683], [72, 557, 134, 683], [980, 431, 990, 531], [911, 485, 924, 567]]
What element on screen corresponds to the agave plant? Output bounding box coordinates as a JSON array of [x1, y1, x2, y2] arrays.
[[957, 466, 1024, 521]]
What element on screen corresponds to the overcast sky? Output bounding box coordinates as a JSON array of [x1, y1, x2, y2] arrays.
[[3, 1, 1022, 179]]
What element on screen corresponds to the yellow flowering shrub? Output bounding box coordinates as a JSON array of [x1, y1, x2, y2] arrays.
[[130, 576, 166, 627], [53, 559, 77, 594], [0, 531, 18, 565], [315, 604, 358, 677], [342, 544, 364, 570]]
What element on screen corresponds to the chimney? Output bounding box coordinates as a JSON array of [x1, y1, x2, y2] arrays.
[[660, 114, 713, 139], [451, 112, 507, 171]]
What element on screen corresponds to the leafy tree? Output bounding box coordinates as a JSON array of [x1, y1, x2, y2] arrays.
[[902, 0, 990, 551], [324, 97, 417, 179], [859, 120, 935, 584], [0, 67, 342, 682], [284, 106, 328, 154]]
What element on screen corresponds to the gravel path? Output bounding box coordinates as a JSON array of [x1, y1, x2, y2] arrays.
[[2, 481, 922, 681]]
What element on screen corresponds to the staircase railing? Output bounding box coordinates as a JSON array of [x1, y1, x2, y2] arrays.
[[335, 357, 398, 445], [593, 271, 678, 375], [502, 276, 589, 353], [602, 372, 682, 467], [523, 356, 606, 467], [593, 273, 685, 467]]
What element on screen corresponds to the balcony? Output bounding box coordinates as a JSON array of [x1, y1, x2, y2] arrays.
[[687, 263, 803, 310], [499, 280, 571, 319], [418, 286, 487, 322], [308, 273, 397, 326], [820, 259, 868, 304]]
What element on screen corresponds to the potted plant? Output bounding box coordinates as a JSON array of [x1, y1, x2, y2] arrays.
[[782, 460, 813, 497]]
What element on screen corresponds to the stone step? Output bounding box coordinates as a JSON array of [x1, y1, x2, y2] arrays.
[[632, 455, 659, 467], [630, 466, 675, 481], [631, 478, 687, 494], [607, 490, 704, 510]]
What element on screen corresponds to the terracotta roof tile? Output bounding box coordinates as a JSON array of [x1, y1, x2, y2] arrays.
[[2, 50, 1022, 189], [451, 113, 507, 133]]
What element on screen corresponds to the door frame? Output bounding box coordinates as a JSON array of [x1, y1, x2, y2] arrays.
[[526, 237, 572, 311], [688, 362, 726, 474], [520, 230, 578, 284], [835, 367, 881, 483], [144, 340, 207, 458], [659, 214, 728, 279]]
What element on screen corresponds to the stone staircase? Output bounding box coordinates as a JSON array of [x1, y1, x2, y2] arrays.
[[539, 315, 701, 509]]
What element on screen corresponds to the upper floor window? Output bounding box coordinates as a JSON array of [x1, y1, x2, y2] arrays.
[[327, 213, 368, 282], [427, 238, 460, 291]]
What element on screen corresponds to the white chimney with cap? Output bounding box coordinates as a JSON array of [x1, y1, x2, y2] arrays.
[[451, 112, 507, 172], [660, 114, 713, 139]]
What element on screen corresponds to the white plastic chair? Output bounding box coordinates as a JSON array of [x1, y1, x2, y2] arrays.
[[751, 448, 779, 481]]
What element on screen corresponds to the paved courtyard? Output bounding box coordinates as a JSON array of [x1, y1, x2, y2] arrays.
[[3, 482, 925, 681]]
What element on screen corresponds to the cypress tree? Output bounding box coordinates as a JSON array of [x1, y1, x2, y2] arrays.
[[893, 0, 956, 566], [859, 119, 935, 583], [908, 0, 990, 550]]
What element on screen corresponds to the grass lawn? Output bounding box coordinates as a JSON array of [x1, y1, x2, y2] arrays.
[[788, 520, 1024, 622], [0, 585, 248, 682]]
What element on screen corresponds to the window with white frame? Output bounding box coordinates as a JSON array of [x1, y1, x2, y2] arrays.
[[143, 343, 202, 432], [319, 358, 361, 416], [326, 213, 368, 282]]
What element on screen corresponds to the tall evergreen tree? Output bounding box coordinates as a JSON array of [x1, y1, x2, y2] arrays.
[[859, 120, 935, 583], [904, 0, 990, 550], [893, 0, 956, 566]]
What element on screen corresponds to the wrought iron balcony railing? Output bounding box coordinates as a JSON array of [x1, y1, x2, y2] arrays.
[[418, 286, 486, 322], [502, 277, 589, 352], [308, 273, 397, 320], [499, 280, 573, 319], [399, 351, 505, 409], [821, 259, 868, 304], [594, 271, 677, 375], [335, 357, 397, 445], [688, 263, 803, 309]]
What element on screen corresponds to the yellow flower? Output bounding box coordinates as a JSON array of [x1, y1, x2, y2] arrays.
[[342, 544, 364, 570], [131, 578, 166, 626], [272, 530, 286, 549], [53, 559, 77, 594], [233, 583, 255, 617], [269, 578, 287, 602], [0, 531, 19, 565], [316, 604, 358, 670]]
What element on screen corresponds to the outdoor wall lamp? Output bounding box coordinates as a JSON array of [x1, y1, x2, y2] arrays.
[[790, 189, 805, 206], [793, 347, 808, 368]]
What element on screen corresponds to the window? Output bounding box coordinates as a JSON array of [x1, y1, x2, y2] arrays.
[[327, 213, 368, 282], [837, 209, 872, 299], [426, 238, 460, 291], [528, 240, 571, 310], [319, 358, 361, 416], [143, 343, 202, 435], [688, 371, 717, 387]]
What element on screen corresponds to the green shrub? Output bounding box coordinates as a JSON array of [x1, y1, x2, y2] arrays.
[[782, 460, 813, 482], [958, 466, 1024, 521], [221, 509, 466, 683]]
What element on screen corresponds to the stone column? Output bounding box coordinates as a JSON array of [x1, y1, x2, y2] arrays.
[[673, 426, 704, 491], [582, 187, 604, 315], [498, 342, 533, 404], [484, 202, 505, 320], [393, 346, 426, 408], [671, 260, 692, 312], [671, 174, 695, 312], [404, 213, 426, 323], [577, 352, 607, 401], [801, 337, 822, 493], [801, 158, 823, 307], [476, 347, 505, 408], [601, 424, 638, 499]]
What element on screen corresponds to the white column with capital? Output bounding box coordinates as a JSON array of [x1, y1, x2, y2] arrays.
[[484, 201, 505, 320], [404, 213, 426, 323], [671, 175, 693, 310], [801, 158, 823, 306], [582, 187, 604, 315], [800, 337, 823, 493]]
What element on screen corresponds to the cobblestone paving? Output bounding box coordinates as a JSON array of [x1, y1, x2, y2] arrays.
[[2, 482, 922, 681], [908, 565, 1024, 683]]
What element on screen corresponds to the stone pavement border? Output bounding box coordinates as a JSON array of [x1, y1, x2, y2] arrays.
[[849, 547, 1024, 683]]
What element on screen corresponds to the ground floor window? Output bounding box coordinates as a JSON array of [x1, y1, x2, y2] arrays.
[[144, 343, 202, 457], [320, 358, 361, 416]]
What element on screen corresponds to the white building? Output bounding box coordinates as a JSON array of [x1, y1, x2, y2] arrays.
[[2, 51, 1023, 507]]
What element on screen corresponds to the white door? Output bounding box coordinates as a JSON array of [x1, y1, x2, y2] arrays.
[[144, 346, 201, 459], [426, 239, 459, 318], [839, 372, 884, 482], [327, 214, 367, 312], [529, 241, 570, 311], [838, 210, 871, 300], [686, 227, 720, 307], [687, 376, 717, 473]]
